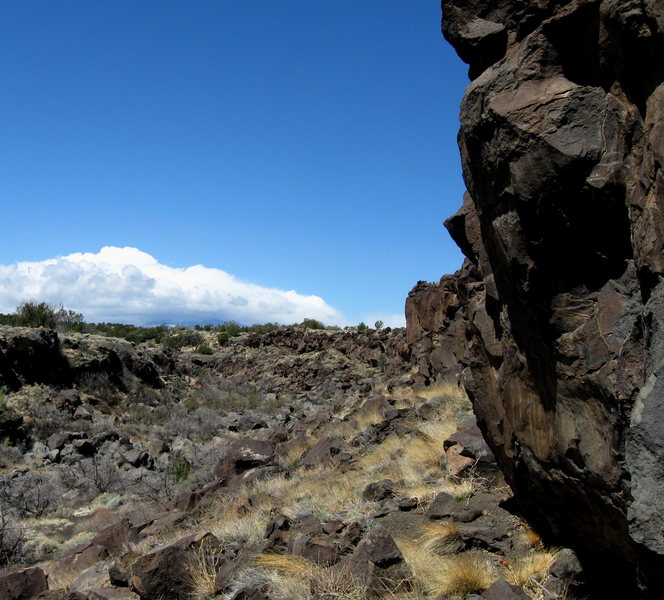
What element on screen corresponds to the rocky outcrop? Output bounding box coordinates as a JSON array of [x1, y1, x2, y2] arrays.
[[0, 328, 72, 390], [406, 0, 664, 596]]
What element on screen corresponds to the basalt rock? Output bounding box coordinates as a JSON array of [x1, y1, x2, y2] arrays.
[[406, 0, 664, 596], [0, 327, 72, 389]]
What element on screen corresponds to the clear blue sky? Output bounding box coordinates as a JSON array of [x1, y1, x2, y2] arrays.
[[0, 1, 468, 327]]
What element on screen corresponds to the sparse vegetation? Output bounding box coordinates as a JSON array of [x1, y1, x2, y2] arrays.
[[0, 301, 84, 331], [0, 320, 573, 599]]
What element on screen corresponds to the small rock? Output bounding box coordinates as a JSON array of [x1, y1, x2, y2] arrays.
[[362, 479, 395, 502], [398, 497, 419, 511], [480, 578, 530, 599], [73, 405, 93, 420]]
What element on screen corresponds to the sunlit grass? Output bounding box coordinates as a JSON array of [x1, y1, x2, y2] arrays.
[[396, 539, 495, 599]]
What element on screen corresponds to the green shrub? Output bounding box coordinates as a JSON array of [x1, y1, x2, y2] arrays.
[[374, 320, 384, 330], [300, 318, 326, 330], [214, 321, 243, 336], [195, 342, 214, 355], [217, 331, 231, 346], [95, 323, 166, 344], [163, 329, 204, 350], [12, 301, 84, 331], [168, 455, 191, 483], [247, 322, 280, 334], [357, 322, 368, 331]]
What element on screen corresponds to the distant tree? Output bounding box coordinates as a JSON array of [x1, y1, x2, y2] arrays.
[[374, 320, 384, 330], [300, 318, 326, 330], [357, 322, 368, 331], [13, 301, 84, 331], [56, 308, 85, 331]]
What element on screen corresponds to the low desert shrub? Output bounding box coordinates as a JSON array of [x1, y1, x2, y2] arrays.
[[0, 512, 31, 567], [163, 329, 204, 350], [75, 455, 122, 494], [195, 342, 214, 355], [299, 318, 326, 330], [168, 454, 192, 483], [0, 471, 60, 518]]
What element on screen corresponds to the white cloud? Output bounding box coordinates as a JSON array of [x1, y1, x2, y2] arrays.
[[0, 246, 346, 326]]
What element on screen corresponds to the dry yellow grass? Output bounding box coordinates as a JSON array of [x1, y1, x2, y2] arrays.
[[413, 381, 467, 403], [254, 553, 317, 577], [252, 553, 370, 600], [263, 571, 312, 600], [185, 537, 224, 599], [396, 539, 495, 599], [402, 435, 442, 473], [311, 562, 369, 600], [208, 510, 269, 544], [505, 550, 558, 589], [354, 399, 485, 511], [46, 564, 83, 591], [420, 521, 463, 555], [279, 466, 370, 522], [128, 523, 193, 557], [199, 465, 371, 540], [277, 434, 319, 466], [358, 434, 403, 473], [520, 521, 544, 548], [351, 400, 386, 430], [250, 472, 296, 500]]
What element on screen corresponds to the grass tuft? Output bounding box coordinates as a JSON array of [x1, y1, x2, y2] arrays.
[[396, 539, 494, 599], [504, 550, 558, 590], [185, 537, 224, 599], [420, 521, 463, 555]]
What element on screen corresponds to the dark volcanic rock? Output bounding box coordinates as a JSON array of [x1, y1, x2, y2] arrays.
[[405, 0, 664, 596], [480, 579, 530, 600], [0, 567, 48, 600], [130, 532, 219, 600], [213, 438, 275, 478], [0, 328, 71, 389]]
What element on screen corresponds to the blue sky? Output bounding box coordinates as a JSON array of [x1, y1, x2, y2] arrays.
[[1, 1, 468, 327]]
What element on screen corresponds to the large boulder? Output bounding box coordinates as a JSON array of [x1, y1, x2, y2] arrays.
[[130, 532, 219, 600], [0, 327, 71, 389], [343, 525, 411, 597], [0, 567, 48, 600], [406, 0, 664, 596], [213, 438, 275, 478]]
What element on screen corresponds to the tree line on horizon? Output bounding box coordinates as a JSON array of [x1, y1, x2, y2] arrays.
[[0, 301, 386, 346]]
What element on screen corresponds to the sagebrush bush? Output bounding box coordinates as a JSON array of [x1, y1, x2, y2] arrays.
[[163, 329, 204, 350]]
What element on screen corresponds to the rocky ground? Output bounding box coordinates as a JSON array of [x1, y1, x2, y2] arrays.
[[0, 325, 584, 599]]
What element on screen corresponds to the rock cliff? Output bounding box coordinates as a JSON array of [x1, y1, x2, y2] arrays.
[[407, 0, 664, 596]]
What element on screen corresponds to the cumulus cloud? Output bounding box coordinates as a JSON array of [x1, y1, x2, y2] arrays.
[[0, 246, 346, 326]]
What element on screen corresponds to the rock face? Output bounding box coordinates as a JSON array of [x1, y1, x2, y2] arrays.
[[406, 0, 664, 596]]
